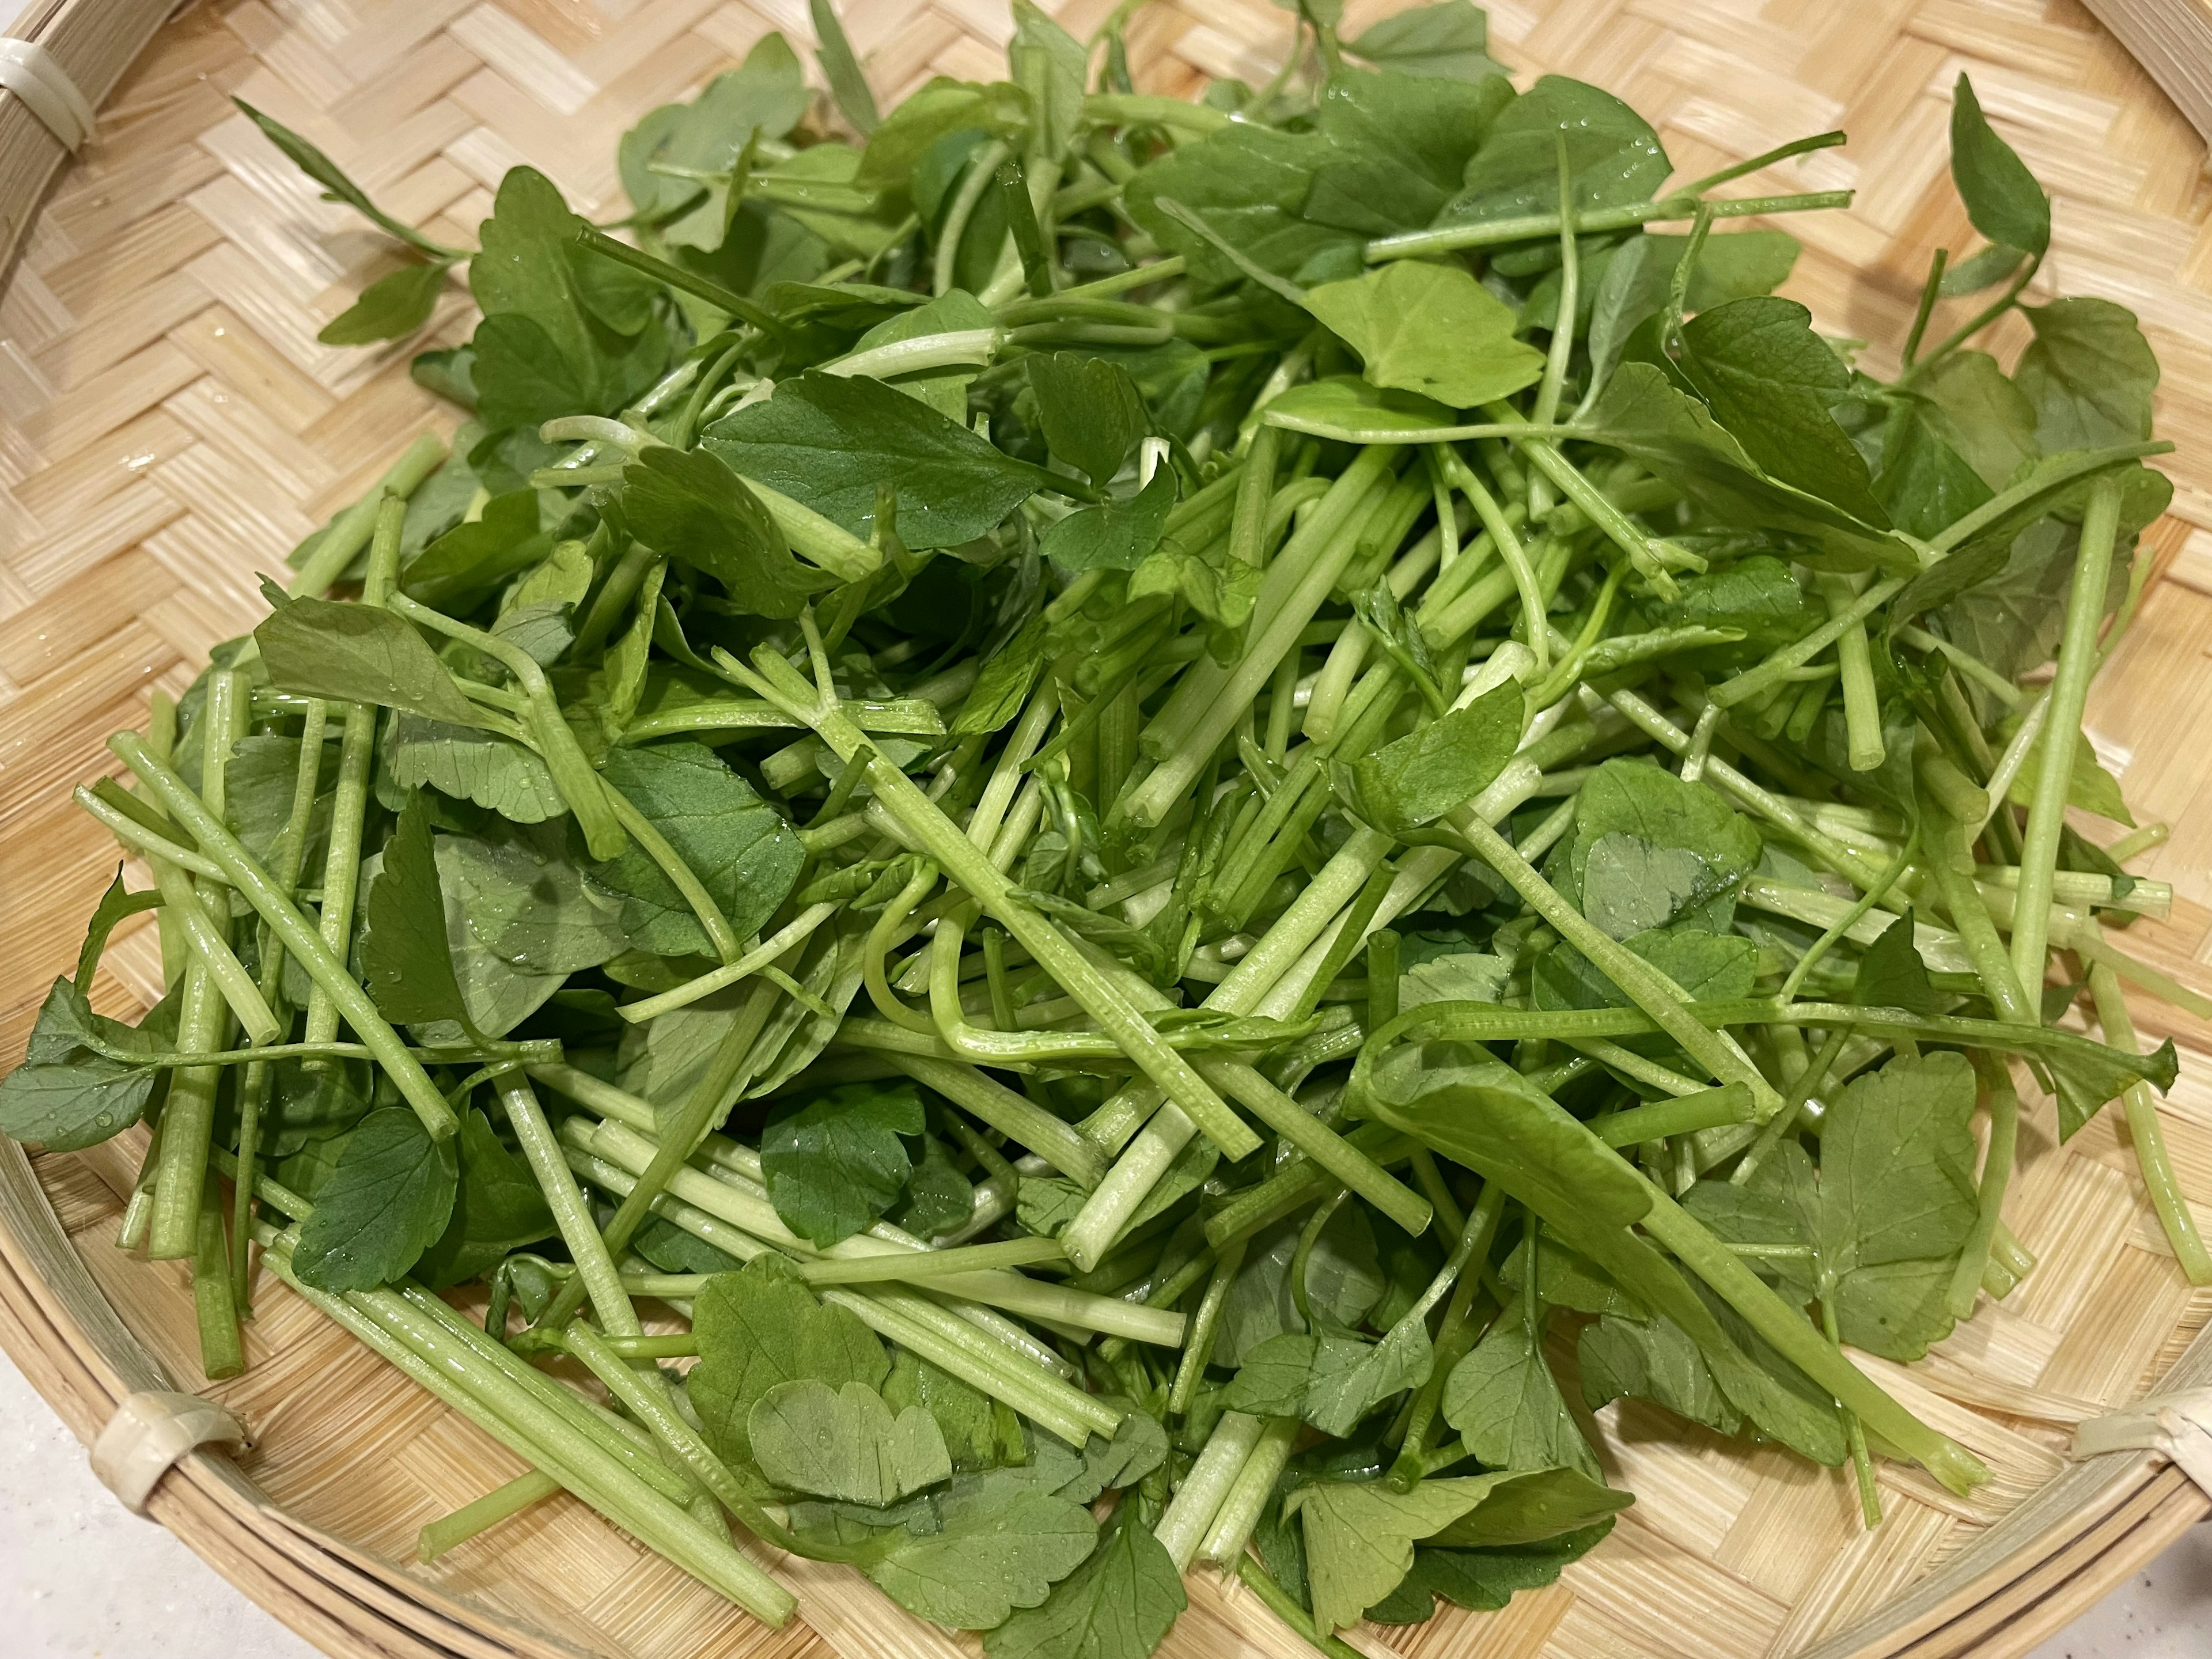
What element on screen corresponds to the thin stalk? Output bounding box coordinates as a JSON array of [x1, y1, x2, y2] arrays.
[[732, 649, 1259, 1164], [287, 431, 446, 597], [794, 1237, 1066, 1283], [1198, 1415, 1300, 1566], [1366, 188, 1855, 263], [1946, 1052, 2022, 1319], [888, 1053, 1105, 1187], [1900, 248, 1950, 368], [1822, 1294, 1883, 1527], [147, 672, 246, 1260], [935, 139, 1012, 295], [1155, 1410, 1264, 1571], [1714, 578, 1908, 709], [190, 1181, 244, 1378], [109, 734, 459, 1141], [496, 1074, 640, 1336], [1637, 1184, 1988, 1494], [1778, 824, 1921, 1002], [1924, 809, 2038, 1025], [2011, 476, 2122, 996], [147, 861, 279, 1045], [1731, 1027, 1847, 1188], [232, 695, 329, 1304], [1441, 447, 1548, 670], [1452, 810, 1783, 1116], [2088, 964, 2212, 1283], [1821, 574, 1885, 770], [620, 903, 841, 1021], [418, 1471, 562, 1562], [1168, 1236, 1248, 1416]]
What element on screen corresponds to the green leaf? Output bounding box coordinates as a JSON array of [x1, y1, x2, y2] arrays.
[[851, 289, 993, 419], [288, 1107, 459, 1291], [223, 733, 332, 874], [1063, 1412, 1170, 1503], [1395, 1524, 1616, 1618], [442, 820, 626, 975], [319, 261, 448, 346], [1305, 262, 1544, 409], [1556, 756, 1762, 938], [952, 614, 1051, 733], [471, 166, 667, 419], [1289, 1470, 1628, 1635], [234, 100, 449, 256], [418, 1107, 557, 1288], [749, 1378, 952, 1505], [1349, 680, 1522, 830], [1820, 1052, 1979, 1283], [387, 714, 566, 823], [811, 0, 881, 135], [1343, 3, 1509, 83], [1419, 1467, 1632, 1548], [884, 1351, 1025, 1473], [828, 1461, 1100, 1629], [623, 445, 835, 619], [1040, 472, 1178, 574], [588, 741, 804, 957], [1400, 950, 1511, 1009], [1028, 353, 1151, 486], [1949, 75, 2050, 259], [74, 872, 162, 995], [892, 1134, 976, 1239], [2004, 717, 2136, 825], [688, 1257, 889, 1469], [1916, 351, 2039, 490], [1586, 365, 1904, 566], [857, 78, 1030, 191], [1010, 2, 1087, 163], [1577, 1313, 1741, 1435], [0, 978, 166, 1152], [361, 794, 471, 1030], [1288, 1478, 1491, 1635], [256, 596, 485, 726], [1017, 1176, 1086, 1238], [2014, 297, 2158, 452], [1362, 1048, 1846, 1463], [1304, 67, 1514, 237], [704, 370, 1054, 549], [761, 1080, 926, 1247], [1940, 241, 2029, 297], [1445, 75, 1669, 225], [400, 489, 550, 610], [1853, 909, 1938, 1016], [1308, 1316, 1434, 1437], [620, 36, 813, 232], [1442, 1318, 1601, 1476], [1873, 401, 1994, 541], [1578, 231, 1802, 389], [1676, 297, 1889, 525], [984, 1506, 1186, 1659], [1124, 124, 1362, 289]]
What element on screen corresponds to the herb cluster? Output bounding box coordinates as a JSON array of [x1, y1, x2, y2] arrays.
[[5, 1, 2198, 1652]]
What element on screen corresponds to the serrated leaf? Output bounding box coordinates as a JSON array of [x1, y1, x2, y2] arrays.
[[984, 1506, 1185, 1659], [256, 597, 484, 726], [288, 1107, 459, 1291], [361, 794, 471, 1030], [760, 1080, 924, 1247], [749, 1378, 952, 1505]]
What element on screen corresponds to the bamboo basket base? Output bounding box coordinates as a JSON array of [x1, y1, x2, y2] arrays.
[[8, 2, 2212, 1657]]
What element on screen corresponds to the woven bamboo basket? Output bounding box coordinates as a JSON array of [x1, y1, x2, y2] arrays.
[[4, 1, 2212, 1656]]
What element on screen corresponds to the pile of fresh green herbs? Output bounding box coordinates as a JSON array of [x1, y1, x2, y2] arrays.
[[6, 1, 2202, 1650]]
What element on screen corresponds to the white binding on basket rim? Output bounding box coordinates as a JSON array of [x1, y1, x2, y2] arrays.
[[90, 1390, 250, 1516], [2072, 1387, 2212, 1495], [0, 33, 96, 152]]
